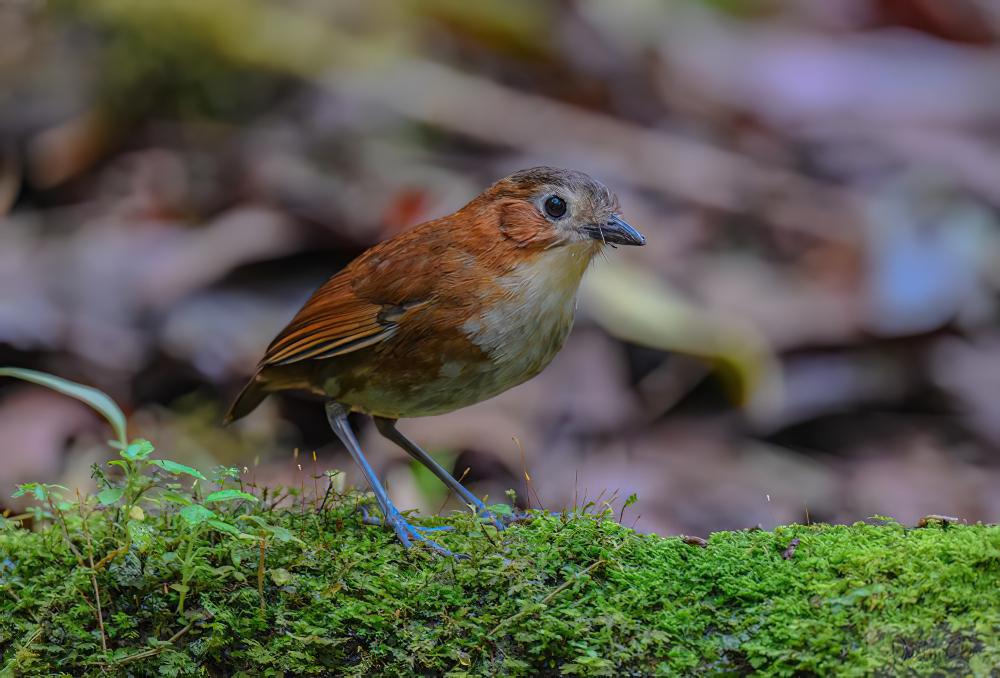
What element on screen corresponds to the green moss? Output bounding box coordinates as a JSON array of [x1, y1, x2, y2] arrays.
[[2, 504, 998, 676]]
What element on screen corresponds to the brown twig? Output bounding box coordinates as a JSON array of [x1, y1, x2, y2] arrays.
[[93, 545, 128, 571], [475, 511, 499, 549], [300, 469, 307, 514], [46, 496, 84, 565], [488, 558, 606, 637], [77, 491, 108, 654], [108, 621, 195, 667], [317, 471, 342, 514], [513, 436, 545, 511], [514, 436, 531, 511], [317, 481, 334, 514], [45, 494, 110, 651], [436, 466, 470, 515], [541, 559, 606, 605], [486, 558, 607, 636], [2, 626, 44, 675], [257, 537, 267, 615], [312, 451, 320, 510], [267, 491, 291, 511]]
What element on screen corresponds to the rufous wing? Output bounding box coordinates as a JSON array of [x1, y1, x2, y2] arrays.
[[262, 274, 396, 366], [259, 224, 457, 367], [223, 272, 396, 424]]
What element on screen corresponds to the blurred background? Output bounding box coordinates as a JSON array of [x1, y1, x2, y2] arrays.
[[3, 0, 1000, 536]]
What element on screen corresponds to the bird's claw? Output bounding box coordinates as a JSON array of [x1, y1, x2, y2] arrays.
[[475, 508, 510, 532], [360, 506, 452, 532], [476, 505, 536, 529], [390, 514, 466, 559], [359, 504, 464, 558]]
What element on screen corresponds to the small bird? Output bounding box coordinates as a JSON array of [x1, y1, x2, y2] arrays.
[[225, 166, 644, 554]]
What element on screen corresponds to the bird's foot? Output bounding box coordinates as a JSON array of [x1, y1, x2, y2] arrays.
[[478, 506, 530, 531], [359, 504, 453, 531], [474, 504, 538, 530], [472, 507, 507, 532], [358, 504, 464, 558]]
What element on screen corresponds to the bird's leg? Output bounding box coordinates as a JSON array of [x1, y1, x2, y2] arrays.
[[373, 416, 507, 531], [325, 402, 457, 557]]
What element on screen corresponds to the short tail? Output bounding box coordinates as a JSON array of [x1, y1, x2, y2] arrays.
[[223, 374, 268, 425]]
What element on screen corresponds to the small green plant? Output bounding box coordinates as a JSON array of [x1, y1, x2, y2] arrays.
[[0, 368, 310, 672]]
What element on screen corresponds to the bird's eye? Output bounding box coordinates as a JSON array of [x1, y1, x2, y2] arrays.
[[544, 195, 567, 219]]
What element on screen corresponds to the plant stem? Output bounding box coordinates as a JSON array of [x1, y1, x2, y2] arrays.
[[1, 626, 44, 675], [487, 558, 605, 637], [176, 526, 202, 615], [46, 496, 84, 565], [258, 536, 267, 615], [108, 621, 194, 667], [78, 493, 108, 654]]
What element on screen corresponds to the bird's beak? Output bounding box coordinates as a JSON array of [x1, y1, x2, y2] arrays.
[[582, 214, 646, 246]]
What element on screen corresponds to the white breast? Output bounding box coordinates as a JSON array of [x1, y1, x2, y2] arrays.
[[463, 242, 596, 380]]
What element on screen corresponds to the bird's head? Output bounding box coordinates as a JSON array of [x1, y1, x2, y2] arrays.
[[475, 166, 645, 251]]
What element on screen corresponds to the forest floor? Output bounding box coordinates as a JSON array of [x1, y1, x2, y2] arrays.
[[3, 497, 998, 676]]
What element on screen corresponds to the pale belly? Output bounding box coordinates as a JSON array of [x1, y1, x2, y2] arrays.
[[337, 295, 577, 418], [334, 243, 592, 418]]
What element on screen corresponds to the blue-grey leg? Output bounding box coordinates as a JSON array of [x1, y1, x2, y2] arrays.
[[373, 416, 506, 531], [325, 402, 457, 557]]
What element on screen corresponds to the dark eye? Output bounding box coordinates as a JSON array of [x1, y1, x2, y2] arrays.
[[544, 195, 567, 219]]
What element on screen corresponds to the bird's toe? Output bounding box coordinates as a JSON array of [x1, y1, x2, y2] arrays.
[[359, 504, 465, 558], [391, 516, 465, 558]]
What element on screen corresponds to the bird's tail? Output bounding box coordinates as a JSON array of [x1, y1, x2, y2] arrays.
[[223, 373, 268, 425]]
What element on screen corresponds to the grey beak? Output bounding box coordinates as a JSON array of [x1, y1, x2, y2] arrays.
[[583, 214, 645, 246]]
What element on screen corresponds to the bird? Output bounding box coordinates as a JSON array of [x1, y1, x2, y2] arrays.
[[225, 166, 645, 555]]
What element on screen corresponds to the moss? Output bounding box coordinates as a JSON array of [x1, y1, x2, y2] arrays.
[[2, 502, 998, 676]]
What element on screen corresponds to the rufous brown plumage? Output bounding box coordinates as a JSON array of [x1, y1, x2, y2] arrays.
[[226, 166, 644, 555]]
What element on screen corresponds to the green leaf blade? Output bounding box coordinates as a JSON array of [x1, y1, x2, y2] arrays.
[[122, 440, 154, 461], [179, 504, 216, 526], [204, 489, 257, 503], [97, 487, 125, 505], [151, 459, 207, 480], [207, 519, 246, 537], [0, 368, 128, 447]]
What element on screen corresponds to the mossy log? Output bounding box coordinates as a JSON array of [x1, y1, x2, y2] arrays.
[[2, 504, 998, 676]]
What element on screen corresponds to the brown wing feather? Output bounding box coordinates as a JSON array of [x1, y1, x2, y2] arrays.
[[259, 221, 454, 367], [262, 273, 394, 366]]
